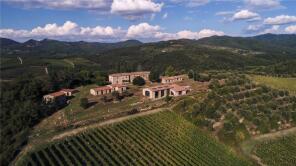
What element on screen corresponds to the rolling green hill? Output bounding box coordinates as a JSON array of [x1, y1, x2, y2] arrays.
[[16, 111, 252, 166]]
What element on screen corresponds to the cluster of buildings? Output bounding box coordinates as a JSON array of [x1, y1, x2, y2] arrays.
[[90, 71, 191, 100], [43, 71, 192, 104]]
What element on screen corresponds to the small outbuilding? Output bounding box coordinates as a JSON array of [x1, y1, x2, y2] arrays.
[[60, 89, 77, 96], [161, 75, 187, 84], [43, 91, 67, 104], [143, 84, 191, 100], [90, 84, 127, 96]]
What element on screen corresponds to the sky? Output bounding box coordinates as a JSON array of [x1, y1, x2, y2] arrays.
[[1, 0, 296, 42]]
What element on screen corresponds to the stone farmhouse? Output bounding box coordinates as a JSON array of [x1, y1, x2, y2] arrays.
[[90, 84, 127, 96], [109, 71, 150, 84], [161, 75, 187, 84], [43, 88, 77, 104], [143, 84, 191, 99]]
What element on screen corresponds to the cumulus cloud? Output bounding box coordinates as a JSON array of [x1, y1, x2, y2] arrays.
[[232, 10, 260, 21], [3, 0, 111, 10], [285, 25, 296, 34], [246, 24, 264, 33], [170, 0, 209, 7], [1, 21, 225, 42], [126, 22, 161, 38], [111, 0, 163, 20], [0, 21, 124, 41], [126, 22, 224, 41], [260, 25, 280, 34], [264, 15, 296, 25], [244, 0, 282, 9]]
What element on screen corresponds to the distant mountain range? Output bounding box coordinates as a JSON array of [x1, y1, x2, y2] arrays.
[[1, 34, 295, 57], [1, 33, 296, 80]]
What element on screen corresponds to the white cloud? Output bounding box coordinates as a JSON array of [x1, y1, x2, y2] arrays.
[[1, 21, 225, 42], [232, 10, 260, 21], [197, 29, 225, 38], [244, 0, 281, 9], [246, 24, 264, 32], [126, 22, 224, 41], [3, 0, 111, 10], [264, 15, 296, 25], [111, 0, 163, 19], [0, 21, 124, 42], [126, 22, 161, 38], [285, 25, 296, 34], [260, 25, 280, 34], [162, 13, 168, 19], [170, 0, 209, 7]]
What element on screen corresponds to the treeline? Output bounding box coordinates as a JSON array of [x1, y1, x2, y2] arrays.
[[0, 68, 108, 165]]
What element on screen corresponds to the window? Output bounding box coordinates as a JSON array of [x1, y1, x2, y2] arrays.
[[161, 90, 164, 97], [145, 91, 150, 97]]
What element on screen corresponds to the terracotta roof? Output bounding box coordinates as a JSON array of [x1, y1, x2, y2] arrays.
[[109, 71, 150, 77], [107, 84, 127, 88], [170, 84, 190, 92], [60, 89, 76, 92], [47, 91, 66, 97], [92, 86, 112, 91], [147, 85, 171, 92]]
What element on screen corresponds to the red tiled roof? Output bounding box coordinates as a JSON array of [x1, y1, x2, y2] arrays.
[[92, 86, 112, 91], [47, 91, 66, 97], [147, 85, 171, 92], [107, 84, 127, 88], [109, 71, 150, 77], [60, 89, 76, 92], [170, 84, 190, 92]]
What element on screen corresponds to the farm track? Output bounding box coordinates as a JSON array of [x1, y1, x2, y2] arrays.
[[51, 108, 167, 141], [14, 107, 168, 164], [241, 127, 296, 166]]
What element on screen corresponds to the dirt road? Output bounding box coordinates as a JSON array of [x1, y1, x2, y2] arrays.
[[241, 127, 296, 166], [52, 108, 168, 141]]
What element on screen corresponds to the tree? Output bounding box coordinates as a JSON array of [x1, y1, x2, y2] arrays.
[[80, 98, 88, 109], [132, 76, 145, 86], [112, 91, 121, 101], [165, 95, 172, 103], [188, 70, 194, 79], [164, 65, 176, 76], [149, 70, 160, 82]]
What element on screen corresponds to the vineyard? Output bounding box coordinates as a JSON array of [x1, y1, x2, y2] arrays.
[[254, 134, 296, 166], [174, 74, 296, 145], [16, 111, 251, 166]]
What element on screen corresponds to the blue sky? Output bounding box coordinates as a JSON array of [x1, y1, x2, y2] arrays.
[[1, 0, 296, 42]]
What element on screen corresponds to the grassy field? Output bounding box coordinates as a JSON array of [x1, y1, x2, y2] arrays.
[[250, 75, 296, 94], [254, 134, 296, 166], [17, 111, 252, 166]]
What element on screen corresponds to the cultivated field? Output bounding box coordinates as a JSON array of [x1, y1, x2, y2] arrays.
[[251, 75, 296, 94], [254, 134, 296, 166], [17, 111, 251, 166]]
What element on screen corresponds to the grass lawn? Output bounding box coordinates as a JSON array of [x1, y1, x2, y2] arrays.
[[250, 75, 296, 94]]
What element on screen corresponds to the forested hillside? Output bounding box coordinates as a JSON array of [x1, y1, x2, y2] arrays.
[[1, 34, 296, 80]]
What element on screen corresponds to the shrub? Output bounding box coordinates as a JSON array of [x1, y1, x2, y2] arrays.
[[165, 95, 173, 103], [128, 108, 139, 115], [80, 98, 88, 109], [132, 76, 146, 86]]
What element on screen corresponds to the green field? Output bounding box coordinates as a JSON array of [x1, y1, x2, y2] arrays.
[[17, 111, 251, 166], [254, 134, 296, 166], [251, 75, 296, 94]]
